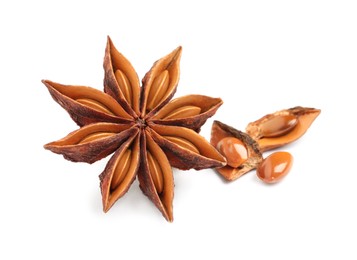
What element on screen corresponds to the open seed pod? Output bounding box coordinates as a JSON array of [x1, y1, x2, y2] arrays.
[[246, 106, 321, 152], [210, 121, 263, 181]]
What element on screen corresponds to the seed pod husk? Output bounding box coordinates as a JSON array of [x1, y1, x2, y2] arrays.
[[211, 121, 263, 181], [246, 106, 321, 152]]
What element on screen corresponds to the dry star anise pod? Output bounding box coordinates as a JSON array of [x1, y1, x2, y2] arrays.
[[210, 120, 263, 181], [42, 37, 226, 221], [246, 106, 321, 152]]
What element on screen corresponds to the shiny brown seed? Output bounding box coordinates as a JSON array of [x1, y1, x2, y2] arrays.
[[76, 98, 115, 115], [78, 132, 116, 144], [111, 149, 132, 190], [164, 105, 201, 120], [164, 136, 200, 154], [147, 70, 170, 110], [260, 114, 298, 137], [257, 151, 293, 184], [147, 151, 164, 194], [216, 137, 248, 168], [114, 69, 133, 106]]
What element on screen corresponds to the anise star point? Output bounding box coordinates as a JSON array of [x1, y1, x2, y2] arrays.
[[43, 36, 226, 221]]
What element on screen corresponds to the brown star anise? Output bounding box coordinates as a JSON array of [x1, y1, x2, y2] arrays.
[[42, 36, 226, 221]]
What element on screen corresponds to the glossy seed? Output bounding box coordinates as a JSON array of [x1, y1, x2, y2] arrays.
[[111, 149, 132, 190], [76, 98, 115, 115], [164, 136, 200, 154], [114, 69, 133, 106], [78, 132, 116, 144], [260, 114, 298, 137], [147, 151, 164, 194], [147, 70, 170, 110], [164, 105, 202, 120], [216, 137, 248, 168], [257, 151, 293, 183]]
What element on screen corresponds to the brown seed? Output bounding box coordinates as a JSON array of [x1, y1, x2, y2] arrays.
[[78, 132, 116, 144], [147, 151, 164, 194], [76, 98, 115, 115], [114, 69, 133, 106], [260, 114, 297, 137], [164, 105, 201, 120], [257, 151, 293, 183], [111, 149, 132, 190], [147, 70, 170, 110], [164, 136, 200, 154], [216, 137, 248, 168]]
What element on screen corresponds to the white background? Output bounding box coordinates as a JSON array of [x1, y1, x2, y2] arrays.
[[1, 0, 356, 259]]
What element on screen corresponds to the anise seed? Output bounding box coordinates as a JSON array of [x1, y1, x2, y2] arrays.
[[147, 70, 170, 110], [76, 98, 115, 115], [111, 149, 132, 190], [260, 114, 297, 137], [114, 69, 133, 106], [164, 136, 200, 154], [164, 105, 201, 120], [256, 151, 293, 184], [147, 151, 164, 194], [217, 137, 248, 168], [78, 132, 116, 144]]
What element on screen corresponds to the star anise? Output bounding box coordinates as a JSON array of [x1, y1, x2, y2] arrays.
[[42, 36, 226, 221]]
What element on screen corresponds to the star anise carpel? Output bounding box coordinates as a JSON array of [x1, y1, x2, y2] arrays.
[[43, 36, 226, 221]]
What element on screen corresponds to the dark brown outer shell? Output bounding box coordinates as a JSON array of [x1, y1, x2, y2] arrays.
[[44, 124, 138, 164], [137, 132, 174, 222], [42, 80, 134, 126], [99, 132, 140, 212], [141, 46, 182, 118], [149, 124, 226, 170], [103, 36, 141, 118], [211, 121, 263, 181]]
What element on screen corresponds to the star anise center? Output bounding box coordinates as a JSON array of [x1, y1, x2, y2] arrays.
[[136, 117, 147, 129]]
